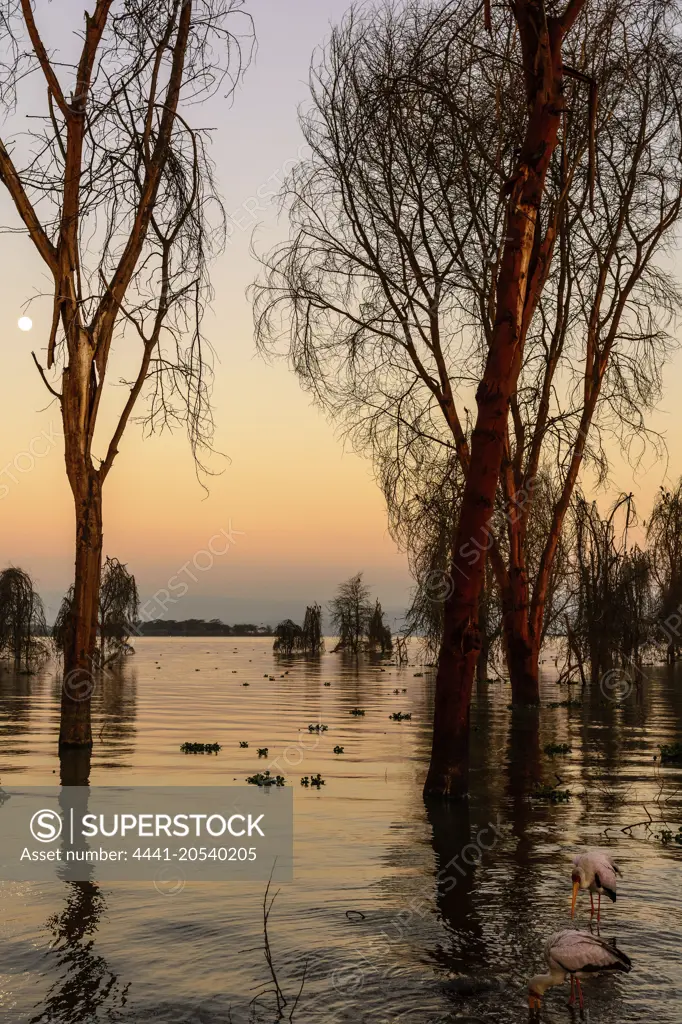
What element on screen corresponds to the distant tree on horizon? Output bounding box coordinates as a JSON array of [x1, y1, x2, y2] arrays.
[[329, 573, 376, 654], [273, 618, 303, 655], [367, 599, 392, 655], [301, 603, 324, 654], [273, 604, 325, 655]]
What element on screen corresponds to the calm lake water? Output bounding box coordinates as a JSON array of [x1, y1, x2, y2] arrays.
[[1, 637, 681, 1023]]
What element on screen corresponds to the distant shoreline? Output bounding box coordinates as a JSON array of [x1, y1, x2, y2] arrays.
[[134, 620, 274, 638]]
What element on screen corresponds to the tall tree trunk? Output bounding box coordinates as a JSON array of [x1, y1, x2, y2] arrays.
[[504, 614, 540, 704], [60, 469, 102, 748], [425, 3, 579, 799]]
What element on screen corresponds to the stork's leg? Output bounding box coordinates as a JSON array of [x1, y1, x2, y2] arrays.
[[576, 977, 584, 1011], [568, 975, 576, 1006], [597, 892, 601, 923], [590, 892, 595, 918]]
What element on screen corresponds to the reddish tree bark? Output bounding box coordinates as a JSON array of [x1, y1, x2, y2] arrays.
[[425, 0, 587, 799]]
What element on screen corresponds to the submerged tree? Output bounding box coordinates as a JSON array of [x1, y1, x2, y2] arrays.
[[0, 567, 47, 669], [0, 2, 252, 748], [566, 494, 654, 682], [396, 457, 501, 678], [301, 603, 324, 654], [647, 481, 682, 662], [52, 586, 75, 661], [367, 600, 393, 655], [53, 557, 139, 666], [273, 604, 324, 655], [98, 557, 139, 666], [255, 0, 682, 797], [329, 573, 372, 653], [273, 619, 304, 655]]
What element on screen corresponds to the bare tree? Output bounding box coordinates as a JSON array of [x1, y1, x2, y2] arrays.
[[255, 0, 682, 797], [301, 603, 324, 654], [329, 572, 372, 653], [273, 604, 324, 655], [367, 599, 393, 654], [0, 1, 252, 746], [273, 619, 304, 655]]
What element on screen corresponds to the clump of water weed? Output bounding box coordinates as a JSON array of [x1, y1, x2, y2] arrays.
[[308, 724, 328, 733], [301, 774, 325, 788], [658, 826, 682, 845], [239, 741, 249, 748], [246, 771, 285, 787], [547, 699, 583, 709], [258, 747, 269, 757], [389, 712, 412, 721], [333, 745, 344, 754], [350, 708, 365, 716], [180, 742, 221, 754], [532, 783, 571, 803], [544, 743, 572, 756]]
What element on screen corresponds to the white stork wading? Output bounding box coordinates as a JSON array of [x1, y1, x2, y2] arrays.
[[528, 929, 632, 1012], [571, 850, 622, 922]]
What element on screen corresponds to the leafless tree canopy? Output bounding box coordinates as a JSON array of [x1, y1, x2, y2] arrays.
[[0, 0, 252, 466], [254, 0, 682, 685]]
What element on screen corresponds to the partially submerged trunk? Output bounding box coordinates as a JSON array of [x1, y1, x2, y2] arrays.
[[476, 634, 491, 683], [60, 471, 102, 747], [425, 3, 582, 799], [60, 340, 104, 748], [502, 569, 541, 704]]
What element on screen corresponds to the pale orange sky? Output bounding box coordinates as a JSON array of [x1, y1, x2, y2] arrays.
[[0, 0, 410, 624], [0, 0, 680, 625]]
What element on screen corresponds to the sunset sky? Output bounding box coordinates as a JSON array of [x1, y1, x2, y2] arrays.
[[0, 0, 680, 625]]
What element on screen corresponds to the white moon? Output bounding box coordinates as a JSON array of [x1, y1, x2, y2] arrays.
[[18, 316, 33, 332]]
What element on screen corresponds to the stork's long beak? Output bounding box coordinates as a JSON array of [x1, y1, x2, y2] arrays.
[[571, 879, 580, 918]]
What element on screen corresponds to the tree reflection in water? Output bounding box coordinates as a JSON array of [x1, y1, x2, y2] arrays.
[[29, 748, 129, 1024]]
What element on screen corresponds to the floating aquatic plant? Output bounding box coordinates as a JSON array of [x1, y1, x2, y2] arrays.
[[333, 745, 344, 754], [246, 770, 285, 787], [301, 774, 325, 788], [308, 723, 328, 733], [239, 741, 249, 748], [350, 708, 365, 716], [660, 742, 682, 764], [658, 826, 682, 845], [544, 743, 572, 756], [180, 742, 221, 754], [257, 747, 269, 757], [532, 784, 571, 803], [389, 712, 412, 721]]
